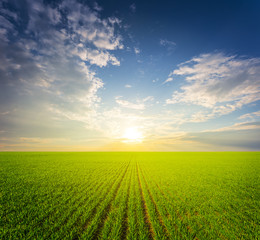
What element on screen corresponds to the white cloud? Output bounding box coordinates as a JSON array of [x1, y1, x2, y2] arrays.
[[205, 121, 260, 132], [115, 96, 153, 110], [163, 77, 173, 84], [166, 53, 260, 117], [143, 96, 154, 102], [134, 47, 140, 54], [239, 110, 260, 120], [61, 0, 123, 50], [75, 47, 120, 67], [0, 0, 124, 138], [125, 84, 132, 88], [115, 97, 145, 110], [108, 17, 121, 25], [93, 36, 123, 50], [0, 0, 122, 90]]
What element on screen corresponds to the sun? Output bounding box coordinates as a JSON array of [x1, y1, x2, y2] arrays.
[[122, 127, 143, 143]]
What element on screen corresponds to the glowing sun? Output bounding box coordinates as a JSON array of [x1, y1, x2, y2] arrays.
[[122, 127, 143, 143]]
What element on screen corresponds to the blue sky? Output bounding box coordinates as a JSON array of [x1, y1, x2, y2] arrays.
[[0, 0, 260, 151]]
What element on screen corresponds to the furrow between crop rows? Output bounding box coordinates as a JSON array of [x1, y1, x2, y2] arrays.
[[1, 152, 259, 240], [139, 165, 171, 240], [120, 161, 133, 239], [140, 164, 196, 240], [33, 162, 125, 239], [43, 161, 128, 240], [142, 163, 201, 239], [78, 161, 131, 239], [136, 162, 155, 239], [99, 158, 134, 239], [69, 160, 129, 239], [1, 160, 125, 239], [126, 160, 139, 239]]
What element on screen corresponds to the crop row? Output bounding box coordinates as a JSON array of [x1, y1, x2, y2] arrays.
[[1, 152, 259, 239]]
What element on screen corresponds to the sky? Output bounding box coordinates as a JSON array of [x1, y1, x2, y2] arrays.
[[0, 0, 260, 151]]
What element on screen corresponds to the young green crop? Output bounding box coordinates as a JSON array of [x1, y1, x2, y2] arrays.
[[0, 152, 259, 239]]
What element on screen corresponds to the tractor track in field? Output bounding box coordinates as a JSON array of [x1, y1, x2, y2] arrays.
[[136, 163, 155, 240], [72, 161, 129, 240], [139, 166, 171, 240], [120, 163, 133, 240], [81, 161, 131, 240]]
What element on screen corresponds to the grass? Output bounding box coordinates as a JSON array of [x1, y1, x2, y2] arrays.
[[0, 152, 259, 239]]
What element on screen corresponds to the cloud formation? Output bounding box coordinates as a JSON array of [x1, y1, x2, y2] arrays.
[[115, 96, 154, 110], [163, 77, 173, 84], [160, 39, 176, 54], [115, 97, 145, 110], [0, 1, 259, 151], [239, 110, 260, 120], [0, 0, 123, 142], [130, 3, 136, 13], [134, 47, 140, 54], [166, 53, 260, 117], [185, 122, 260, 150], [0, 0, 123, 105]]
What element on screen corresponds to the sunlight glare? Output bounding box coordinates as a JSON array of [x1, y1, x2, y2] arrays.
[[122, 127, 144, 143]]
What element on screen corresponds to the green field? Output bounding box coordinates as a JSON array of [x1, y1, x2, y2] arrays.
[[0, 152, 259, 239]]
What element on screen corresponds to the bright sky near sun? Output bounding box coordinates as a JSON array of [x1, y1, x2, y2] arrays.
[[0, 0, 260, 151]]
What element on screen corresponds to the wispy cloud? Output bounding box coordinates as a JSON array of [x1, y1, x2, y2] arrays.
[[205, 121, 260, 132], [160, 39, 176, 54], [74, 47, 120, 67], [0, 1, 259, 151], [0, 111, 10, 116], [130, 3, 136, 13], [93, 2, 103, 12], [19, 137, 67, 144], [183, 122, 260, 150], [115, 96, 154, 110], [166, 53, 260, 118], [134, 47, 140, 54], [163, 77, 173, 84], [0, 0, 123, 96], [0, 0, 124, 142], [239, 110, 260, 120], [115, 97, 145, 110]]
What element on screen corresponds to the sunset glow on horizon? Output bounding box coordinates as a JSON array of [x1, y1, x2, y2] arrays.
[[0, 0, 260, 151]]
